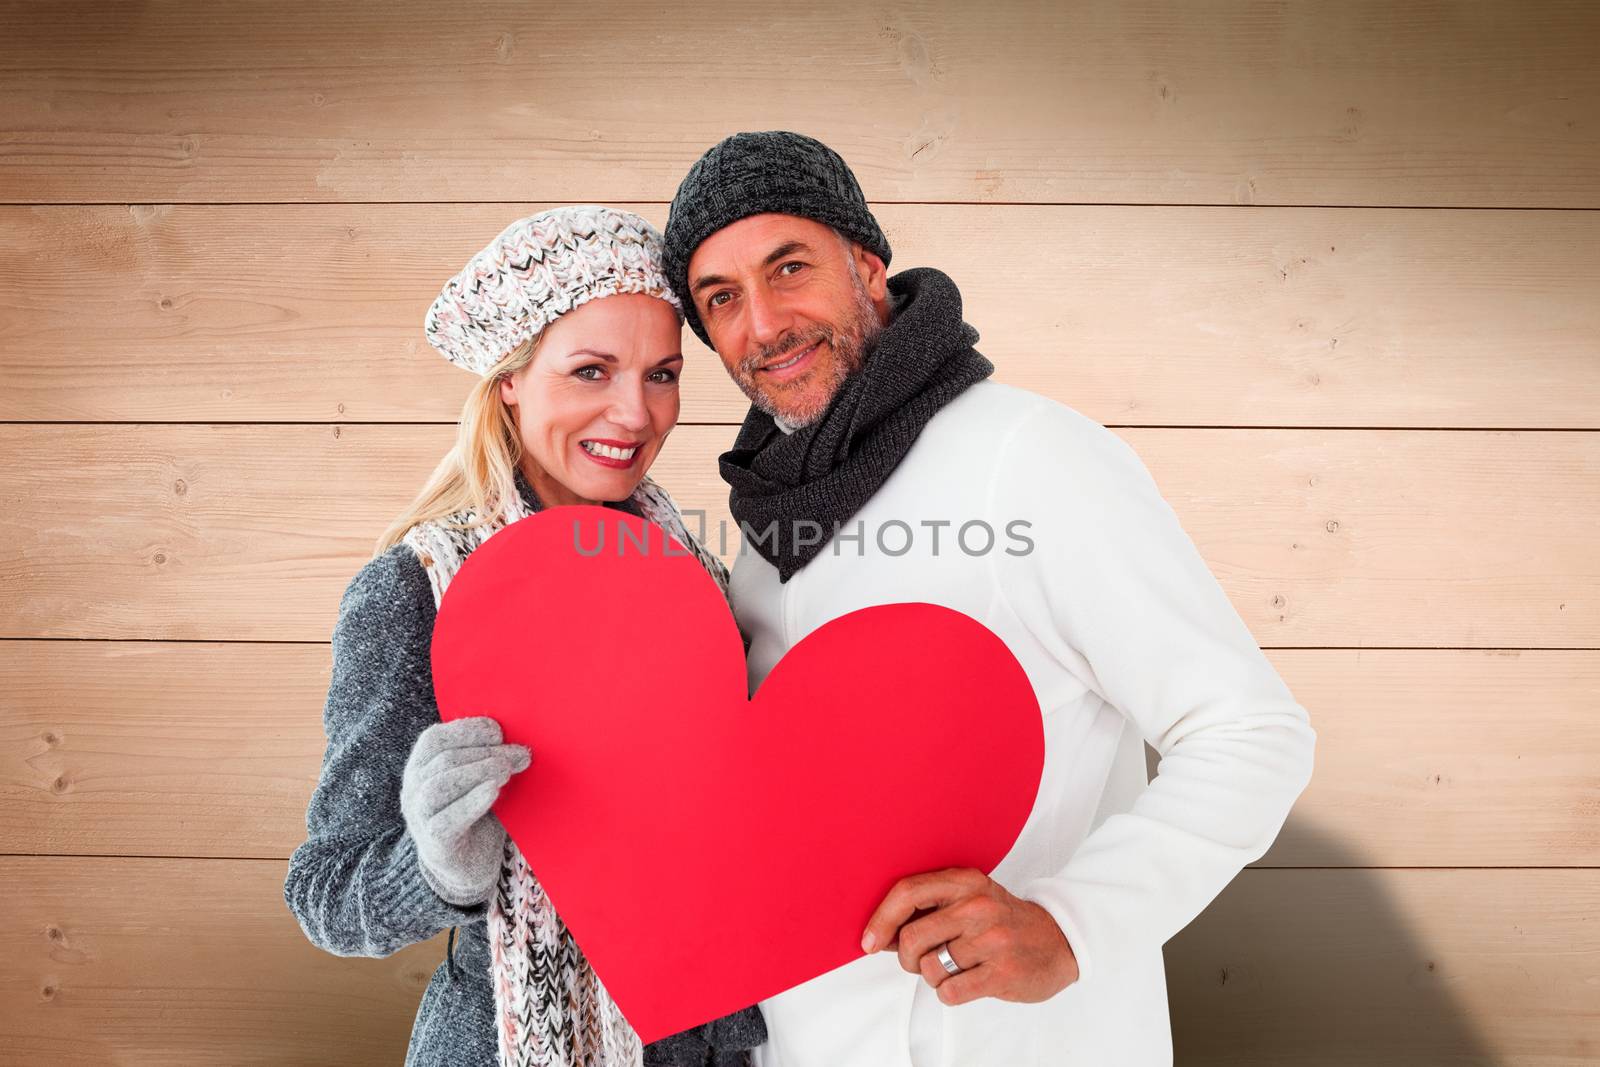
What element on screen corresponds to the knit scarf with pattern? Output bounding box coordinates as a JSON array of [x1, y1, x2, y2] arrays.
[[402, 470, 731, 1067], [717, 266, 994, 583]]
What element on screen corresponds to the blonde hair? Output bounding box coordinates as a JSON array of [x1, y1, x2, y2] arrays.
[[376, 334, 544, 554]]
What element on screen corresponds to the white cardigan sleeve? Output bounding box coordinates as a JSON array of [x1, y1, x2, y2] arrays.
[[986, 399, 1317, 988]]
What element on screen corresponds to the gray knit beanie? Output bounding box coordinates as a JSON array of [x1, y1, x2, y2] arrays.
[[664, 131, 892, 346]]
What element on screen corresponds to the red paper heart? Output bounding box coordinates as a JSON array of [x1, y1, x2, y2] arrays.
[[432, 507, 1043, 1043]]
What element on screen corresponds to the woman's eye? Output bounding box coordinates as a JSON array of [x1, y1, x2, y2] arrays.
[[648, 368, 679, 384], [574, 366, 604, 381]]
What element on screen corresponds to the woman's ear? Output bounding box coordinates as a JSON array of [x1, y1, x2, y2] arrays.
[[498, 373, 518, 407]]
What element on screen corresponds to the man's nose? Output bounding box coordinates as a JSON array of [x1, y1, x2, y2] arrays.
[[745, 286, 794, 349]]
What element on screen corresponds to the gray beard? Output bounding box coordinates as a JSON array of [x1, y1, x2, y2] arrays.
[[743, 274, 883, 429]]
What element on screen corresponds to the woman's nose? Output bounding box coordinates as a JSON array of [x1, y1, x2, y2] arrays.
[[607, 381, 650, 431]]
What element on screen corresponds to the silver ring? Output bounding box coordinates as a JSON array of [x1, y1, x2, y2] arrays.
[[936, 943, 963, 976]]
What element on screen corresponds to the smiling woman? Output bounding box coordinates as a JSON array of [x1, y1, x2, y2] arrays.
[[378, 228, 686, 550], [283, 204, 767, 1067], [495, 293, 684, 508], [379, 290, 685, 546]]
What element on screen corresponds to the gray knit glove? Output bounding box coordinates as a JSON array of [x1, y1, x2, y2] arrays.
[[401, 716, 531, 906]]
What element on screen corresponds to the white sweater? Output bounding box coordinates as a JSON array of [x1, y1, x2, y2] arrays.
[[730, 381, 1316, 1067]]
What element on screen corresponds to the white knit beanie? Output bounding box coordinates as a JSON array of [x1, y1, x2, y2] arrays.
[[425, 205, 682, 376]]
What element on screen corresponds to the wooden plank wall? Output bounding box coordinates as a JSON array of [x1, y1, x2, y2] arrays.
[[2, 2, 1597, 1063]]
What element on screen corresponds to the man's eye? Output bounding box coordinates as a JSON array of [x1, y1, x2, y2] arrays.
[[575, 366, 604, 381], [779, 261, 805, 276], [708, 291, 731, 308]]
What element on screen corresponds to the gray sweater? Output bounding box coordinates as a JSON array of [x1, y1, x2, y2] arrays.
[[283, 539, 767, 1065]]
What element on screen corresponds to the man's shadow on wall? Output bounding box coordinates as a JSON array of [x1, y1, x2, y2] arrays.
[[1162, 818, 1502, 1066]]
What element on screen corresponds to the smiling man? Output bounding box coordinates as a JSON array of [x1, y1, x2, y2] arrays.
[[687, 212, 887, 431], [663, 131, 1317, 1067]]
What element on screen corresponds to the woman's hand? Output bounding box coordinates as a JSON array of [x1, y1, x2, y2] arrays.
[[401, 716, 531, 906]]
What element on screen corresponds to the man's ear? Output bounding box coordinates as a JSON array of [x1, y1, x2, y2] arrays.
[[853, 245, 890, 303]]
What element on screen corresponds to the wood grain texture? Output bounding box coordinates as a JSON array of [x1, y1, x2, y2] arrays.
[[4, 859, 1594, 1065], [3, 1, 1597, 206], [3, 1, 1596, 1063], [5, 643, 1597, 869], [1, 641, 332, 858], [1, 424, 1594, 646], [5, 203, 1599, 426], [1166, 868, 1600, 1066], [1258, 649, 1600, 868], [0, 856, 444, 1066]]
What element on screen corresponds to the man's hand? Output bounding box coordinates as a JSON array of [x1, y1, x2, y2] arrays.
[[860, 868, 1080, 1006]]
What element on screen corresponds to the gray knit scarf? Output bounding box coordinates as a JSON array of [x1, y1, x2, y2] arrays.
[[717, 267, 994, 583], [403, 470, 732, 1067]]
